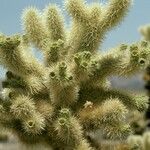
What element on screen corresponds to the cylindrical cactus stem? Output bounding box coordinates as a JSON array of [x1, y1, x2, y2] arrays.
[[54, 108, 85, 148], [22, 7, 48, 50], [44, 5, 66, 41], [49, 62, 79, 107]]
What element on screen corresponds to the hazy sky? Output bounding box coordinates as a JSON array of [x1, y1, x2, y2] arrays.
[[0, 0, 150, 77]]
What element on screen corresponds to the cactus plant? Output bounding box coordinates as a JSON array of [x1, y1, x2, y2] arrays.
[[127, 132, 150, 150], [0, 126, 8, 142], [140, 24, 150, 125], [127, 134, 144, 150], [0, 0, 150, 149], [143, 65, 150, 123]]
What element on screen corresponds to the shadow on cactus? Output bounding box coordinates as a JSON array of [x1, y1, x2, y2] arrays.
[[0, 0, 150, 149]]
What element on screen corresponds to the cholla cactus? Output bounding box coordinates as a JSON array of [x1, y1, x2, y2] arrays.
[[0, 126, 8, 142], [127, 135, 144, 150], [143, 66, 150, 122], [140, 24, 150, 124], [127, 132, 150, 150], [0, 0, 150, 149], [139, 24, 150, 42], [143, 132, 150, 150]]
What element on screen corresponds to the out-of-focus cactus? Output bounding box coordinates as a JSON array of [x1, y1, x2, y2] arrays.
[[127, 132, 150, 150], [143, 132, 150, 150], [0, 126, 8, 142], [99, 140, 129, 150], [128, 111, 146, 135], [143, 66, 150, 124], [140, 24, 150, 124], [127, 135, 144, 150], [139, 24, 150, 42], [0, 0, 150, 149]]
